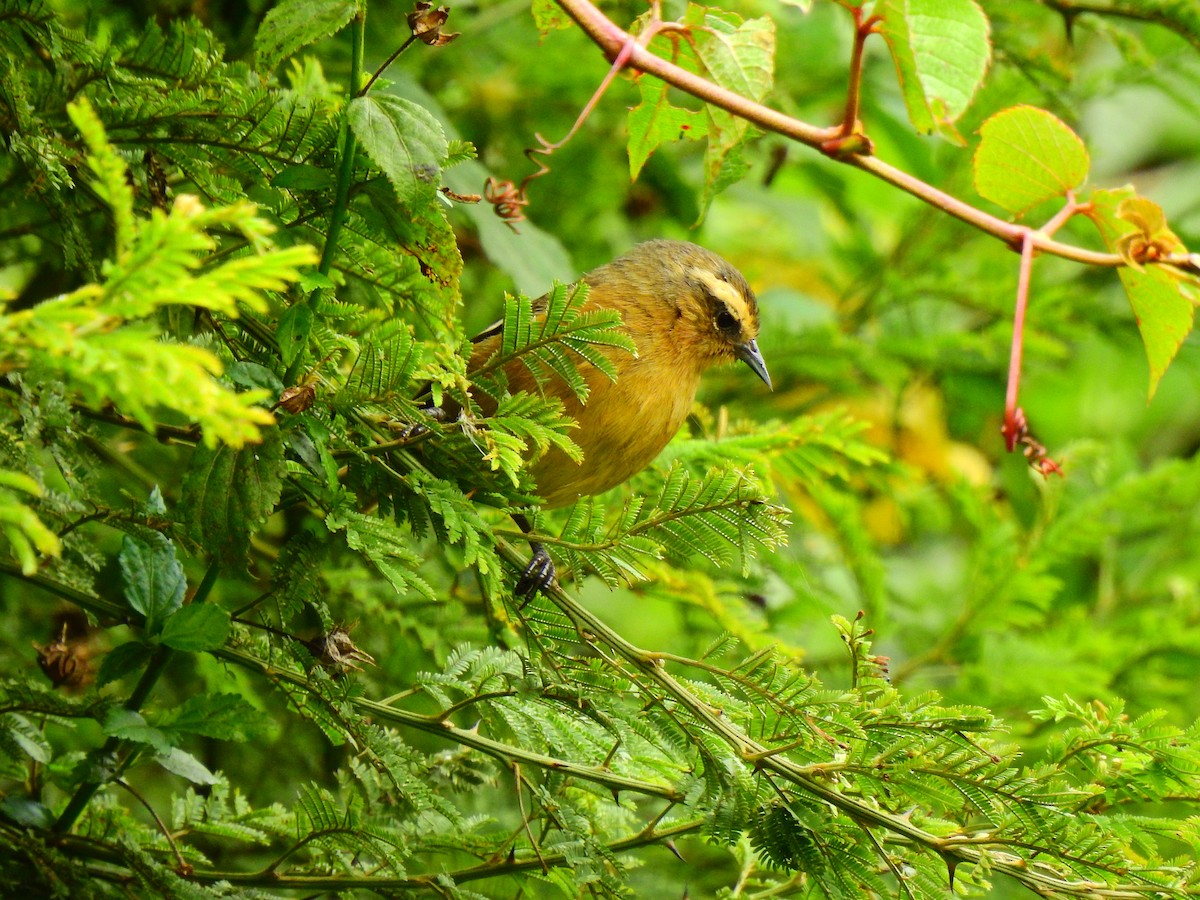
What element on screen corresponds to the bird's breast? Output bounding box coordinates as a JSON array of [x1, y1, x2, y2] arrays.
[[530, 349, 702, 508]]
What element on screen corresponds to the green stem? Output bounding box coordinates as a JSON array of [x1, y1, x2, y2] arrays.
[[360, 34, 416, 96], [52, 562, 221, 834], [317, 11, 365, 279]]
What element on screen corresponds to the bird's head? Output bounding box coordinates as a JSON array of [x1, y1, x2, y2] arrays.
[[620, 240, 771, 389]]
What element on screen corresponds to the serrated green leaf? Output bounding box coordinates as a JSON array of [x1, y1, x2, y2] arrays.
[[627, 79, 706, 180], [877, 0, 991, 142], [973, 105, 1089, 215], [254, 0, 357, 73], [684, 10, 774, 220], [159, 604, 231, 652], [1118, 268, 1195, 400], [104, 709, 173, 754], [156, 693, 269, 742], [348, 94, 448, 203], [690, 10, 774, 104], [120, 535, 186, 634], [178, 427, 285, 567]]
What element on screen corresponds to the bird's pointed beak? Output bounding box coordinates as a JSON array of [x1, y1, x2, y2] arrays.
[[735, 339, 772, 390]]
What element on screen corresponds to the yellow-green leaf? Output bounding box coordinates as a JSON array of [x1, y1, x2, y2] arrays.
[[1088, 188, 1194, 399], [876, 0, 991, 143], [973, 105, 1089, 215]]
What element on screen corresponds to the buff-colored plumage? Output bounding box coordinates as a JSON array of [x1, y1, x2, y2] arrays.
[[469, 240, 769, 509]]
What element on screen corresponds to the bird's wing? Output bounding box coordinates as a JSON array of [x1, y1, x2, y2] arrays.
[[468, 289, 552, 346]]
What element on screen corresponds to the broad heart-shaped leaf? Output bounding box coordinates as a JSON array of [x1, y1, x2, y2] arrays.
[[1089, 187, 1195, 399], [973, 106, 1089, 215], [178, 426, 285, 567], [627, 79, 706, 180], [348, 94, 448, 203], [876, 0, 991, 142], [690, 10, 774, 105], [119, 534, 186, 635], [677, 9, 774, 220], [159, 603, 231, 652], [254, 0, 356, 73]]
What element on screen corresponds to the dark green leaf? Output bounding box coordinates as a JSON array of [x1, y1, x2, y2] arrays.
[[156, 693, 269, 742], [119, 535, 186, 634], [103, 709, 172, 754], [96, 640, 155, 687], [277, 301, 314, 368], [254, 0, 357, 72], [159, 604, 231, 652], [178, 427, 285, 567], [272, 163, 336, 190], [348, 94, 448, 202], [0, 796, 54, 829]]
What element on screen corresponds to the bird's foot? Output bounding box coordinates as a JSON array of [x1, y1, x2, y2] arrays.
[[394, 405, 445, 441], [514, 542, 557, 600]]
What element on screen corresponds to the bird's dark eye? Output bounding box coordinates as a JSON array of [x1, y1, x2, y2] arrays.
[[715, 308, 738, 333]]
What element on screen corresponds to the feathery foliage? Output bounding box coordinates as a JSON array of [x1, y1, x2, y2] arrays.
[[0, 1, 1198, 898]]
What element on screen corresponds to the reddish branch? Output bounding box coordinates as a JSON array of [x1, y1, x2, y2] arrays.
[[550, 0, 1194, 275]]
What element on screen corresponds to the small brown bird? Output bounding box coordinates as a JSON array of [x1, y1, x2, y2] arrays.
[[468, 239, 771, 594]]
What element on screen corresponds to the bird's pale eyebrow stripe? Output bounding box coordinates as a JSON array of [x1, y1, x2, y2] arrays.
[[690, 268, 752, 324]]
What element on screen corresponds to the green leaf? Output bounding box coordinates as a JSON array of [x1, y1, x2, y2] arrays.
[[329, 509, 435, 597], [120, 535, 186, 635], [348, 94, 448, 202], [876, 0, 992, 142], [475, 282, 636, 403], [340, 323, 419, 403], [103, 709, 173, 754], [691, 11, 775, 104], [1119, 267, 1195, 400], [178, 427, 286, 567], [531, 0, 572, 35], [156, 693, 269, 742], [627, 79, 706, 180], [973, 105, 1089, 215], [66, 98, 136, 257], [277, 301, 315, 368], [156, 746, 219, 785], [1, 714, 51, 763], [1089, 188, 1195, 399], [272, 163, 336, 191], [684, 10, 774, 219], [96, 640, 155, 687], [0, 469, 60, 575], [254, 0, 357, 73], [0, 796, 54, 829], [159, 604, 231, 652]]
